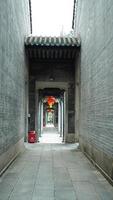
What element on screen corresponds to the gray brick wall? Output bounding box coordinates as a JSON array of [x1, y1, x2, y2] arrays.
[[75, 0, 113, 178], [0, 1, 30, 155]]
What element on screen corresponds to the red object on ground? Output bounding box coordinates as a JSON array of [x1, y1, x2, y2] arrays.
[[28, 131, 37, 143]]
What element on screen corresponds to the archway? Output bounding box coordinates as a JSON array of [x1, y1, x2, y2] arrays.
[[35, 84, 68, 143]]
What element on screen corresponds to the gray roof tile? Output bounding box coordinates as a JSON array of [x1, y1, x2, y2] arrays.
[[25, 36, 80, 47]]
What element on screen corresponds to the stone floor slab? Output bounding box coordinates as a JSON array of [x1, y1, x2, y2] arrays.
[[0, 138, 113, 200]]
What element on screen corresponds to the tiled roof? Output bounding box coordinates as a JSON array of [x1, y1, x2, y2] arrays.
[[25, 36, 80, 47]]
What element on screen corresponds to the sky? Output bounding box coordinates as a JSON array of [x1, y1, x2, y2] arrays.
[[31, 0, 74, 36]]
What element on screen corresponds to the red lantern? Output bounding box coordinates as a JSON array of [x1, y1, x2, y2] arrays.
[[47, 109, 51, 112], [47, 96, 56, 108], [47, 108, 54, 112]]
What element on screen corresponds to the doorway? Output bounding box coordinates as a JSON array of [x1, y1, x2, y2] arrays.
[[36, 86, 67, 143]]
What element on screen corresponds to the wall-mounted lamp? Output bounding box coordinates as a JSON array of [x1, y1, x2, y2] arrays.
[[49, 75, 54, 81]]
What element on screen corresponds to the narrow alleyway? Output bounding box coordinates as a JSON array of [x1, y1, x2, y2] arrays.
[[1, 2, 113, 200], [0, 142, 113, 200]]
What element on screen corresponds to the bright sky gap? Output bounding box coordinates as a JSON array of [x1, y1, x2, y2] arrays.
[[31, 0, 74, 36]]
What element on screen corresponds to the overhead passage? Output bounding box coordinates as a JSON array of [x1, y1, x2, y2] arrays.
[[25, 36, 80, 61]]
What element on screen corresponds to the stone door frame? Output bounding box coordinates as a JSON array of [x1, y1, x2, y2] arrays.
[[35, 81, 68, 142]]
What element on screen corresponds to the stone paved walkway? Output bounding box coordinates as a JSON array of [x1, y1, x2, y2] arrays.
[[0, 143, 113, 200], [39, 124, 62, 143]]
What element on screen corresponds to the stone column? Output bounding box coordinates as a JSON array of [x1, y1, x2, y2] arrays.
[[58, 100, 61, 134], [61, 100, 64, 137], [63, 91, 68, 142], [41, 101, 43, 134]]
